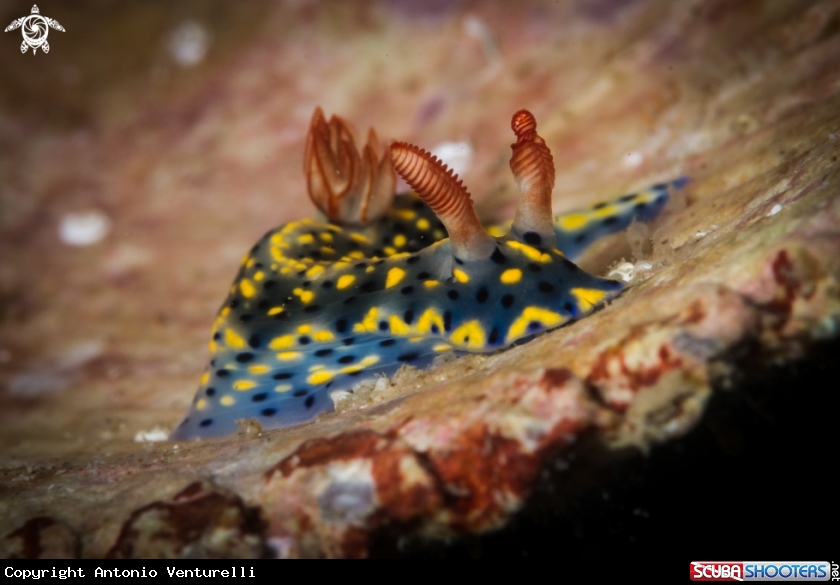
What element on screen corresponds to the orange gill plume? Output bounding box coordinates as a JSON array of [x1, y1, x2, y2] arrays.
[[304, 107, 396, 226], [390, 142, 496, 261], [509, 109, 557, 246]]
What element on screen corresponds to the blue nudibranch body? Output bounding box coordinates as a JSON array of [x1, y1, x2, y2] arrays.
[[172, 108, 685, 440]]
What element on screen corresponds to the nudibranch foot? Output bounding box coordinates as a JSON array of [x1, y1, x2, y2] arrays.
[[171, 107, 683, 441]]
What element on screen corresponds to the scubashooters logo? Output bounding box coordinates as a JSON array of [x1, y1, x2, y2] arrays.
[[4, 5, 65, 54], [690, 561, 832, 581]]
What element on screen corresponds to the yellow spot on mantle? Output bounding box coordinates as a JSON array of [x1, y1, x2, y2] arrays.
[[570, 287, 608, 311], [267, 307, 284, 316], [416, 218, 430, 230], [306, 265, 325, 277], [416, 308, 443, 334], [248, 365, 270, 374], [225, 329, 246, 349], [453, 269, 470, 283], [240, 279, 256, 298], [337, 274, 356, 289], [434, 344, 452, 352], [269, 335, 295, 350], [200, 372, 209, 385], [274, 384, 292, 393], [393, 234, 407, 248], [297, 324, 312, 334], [423, 280, 440, 288], [386, 267, 406, 288], [233, 380, 257, 391], [353, 307, 379, 333], [308, 371, 334, 385], [313, 330, 335, 342], [500, 268, 522, 284], [277, 351, 303, 361], [340, 355, 380, 374], [593, 205, 618, 218], [450, 320, 486, 350], [196, 398, 207, 410], [506, 241, 551, 262], [388, 315, 411, 335], [505, 307, 565, 344], [220, 395, 235, 406], [253, 271, 265, 281], [293, 288, 314, 303], [560, 214, 587, 230], [298, 233, 315, 244]]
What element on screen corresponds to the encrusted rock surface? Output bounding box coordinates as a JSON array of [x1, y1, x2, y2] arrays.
[[1, 0, 838, 558]]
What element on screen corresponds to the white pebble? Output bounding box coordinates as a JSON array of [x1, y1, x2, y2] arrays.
[[134, 427, 169, 442], [168, 21, 211, 67], [58, 210, 110, 246], [766, 203, 783, 217]]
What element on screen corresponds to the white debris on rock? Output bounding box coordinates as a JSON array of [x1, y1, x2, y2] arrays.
[[608, 260, 655, 283], [608, 261, 636, 283], [133, 427, 170, 443], [767, 203, 783, 217], [58, 210, 110, 246], [695, 224, 718, 238], [168, 21, 211, 67], [329, 390, 353, 410]]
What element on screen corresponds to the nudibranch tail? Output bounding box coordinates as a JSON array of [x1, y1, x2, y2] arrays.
[[390, 141, 496, 261], [305, 107, 395, 225], [509, 109, 557, 246]]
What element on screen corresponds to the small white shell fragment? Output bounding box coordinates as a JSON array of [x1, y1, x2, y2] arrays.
[[767, 203, 783, 217], [133, 427, 169, 443], [168, 21, 211, 67], [329, 390, 352, 409], [58, 210, 110, 246], [608, 261, 636, 283], [431, 141, 473, 178], [373, 377, 390, 393]]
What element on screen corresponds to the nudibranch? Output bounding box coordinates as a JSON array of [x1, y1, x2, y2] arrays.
[[172, 108, 684, 440]]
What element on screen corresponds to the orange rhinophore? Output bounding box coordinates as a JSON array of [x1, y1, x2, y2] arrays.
[[509, 109, 557, 246], [389, 141, 496, 261]]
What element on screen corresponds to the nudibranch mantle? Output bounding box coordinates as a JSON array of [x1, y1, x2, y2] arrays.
[[172, 108, 684, 440]]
